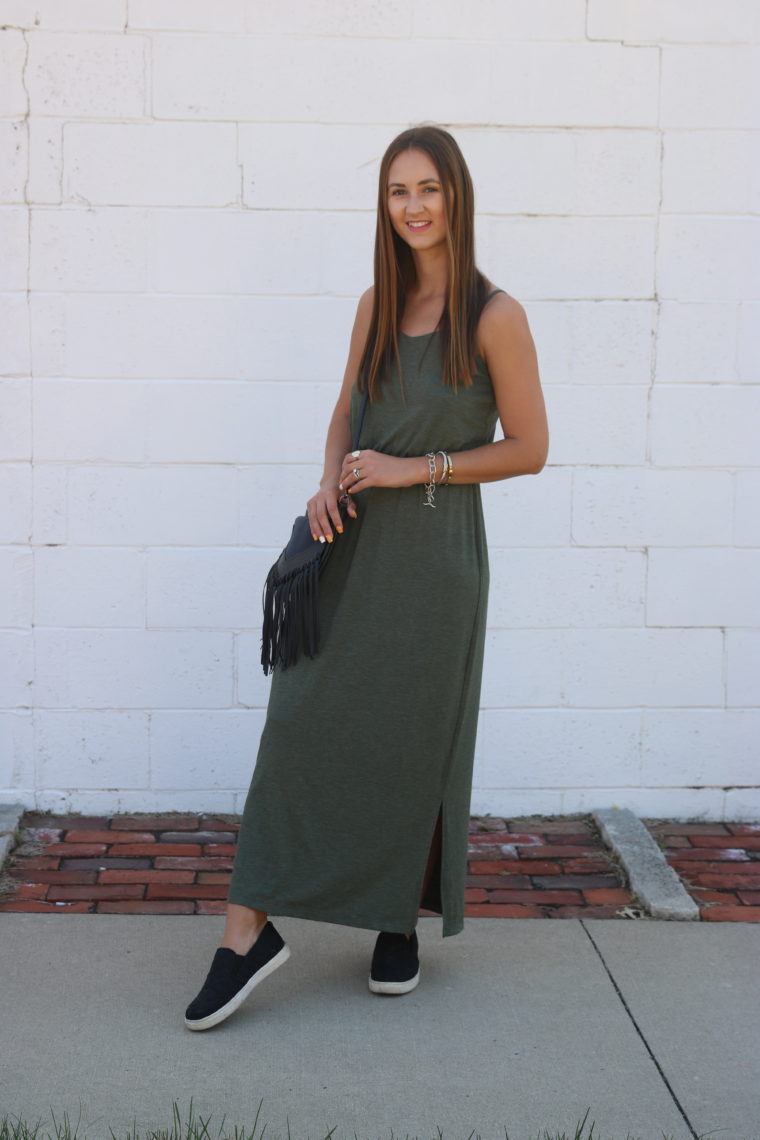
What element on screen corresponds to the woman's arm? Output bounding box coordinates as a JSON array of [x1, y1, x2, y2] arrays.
[[406, 295, 548, 484], [306, 286, 374, 542], [338, 293, 549, 494]]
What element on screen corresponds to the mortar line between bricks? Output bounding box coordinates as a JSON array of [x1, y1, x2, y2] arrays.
[[578, 919, 699, 1140]]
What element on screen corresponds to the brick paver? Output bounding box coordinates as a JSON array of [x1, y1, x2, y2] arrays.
[[642, 819, 760, 923], [0, 812, 757, 920]]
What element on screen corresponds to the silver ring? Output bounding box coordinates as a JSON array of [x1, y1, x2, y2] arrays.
[[352, 467, 361, 479]]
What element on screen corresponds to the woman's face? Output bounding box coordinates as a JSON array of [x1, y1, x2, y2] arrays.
[[386, 147, 447, 250]]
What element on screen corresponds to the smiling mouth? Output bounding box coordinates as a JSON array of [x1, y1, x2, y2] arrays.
[[407, 221, 431, 230]]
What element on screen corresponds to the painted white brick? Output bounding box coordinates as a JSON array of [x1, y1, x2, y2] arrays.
[[726, 631, 760, 707], [239, 463, 322, 546], [0, 463, 31, 544], [0, 207, 28, 291], [489, 548, 646, 628], [0, 293, 30, 376], [572, 467, 733, 547], [146, 548, 262, 629], [0, 548, 31, 627], [658, 218, 760, 303], [31, 463, 67, 545], [30, 788, 241, 815], [30, 206, 149, 292], [0, 711, 33, 788], [0, 30, 28, 117], [413, 0, 585, 41], [642, 710, 760, 785], [587, 0, 757, 44], [527, 301, 655, 386], [147, 381, 340, 465], [737, 304, 760, 383], [469, 788, 565, 817], [146, 209, 373, 298], [0, 1, 127, 29], [129, 0, 409, 36], [662, 130, 760, 214], [723, 788, 760, 822], [34, 546, 143, 627], [488, 218, 655, 302], [649, 386, 760, 467], [564, 786, 728, 820], [28, 293, 65, 375], [49, 294, 355, 380], [648, 549, 760, 627], [67, 464, 238, 546], [33, 380, 149, 461], [236, 631, 274, 709], [481, 466, 572, 547], [0, 631, 33, 707], [481, 629, 565, 708], [482, 628, 721, 709], [239, 123, 390, 212], [63, 122, 239, 207], [735, 471, 760, 546], [474, 709, 641, 787], [150, 710, 265, 790], [462, 128, 659, 217], [488, 42, 658, 127], [556, 629, 723, 708], [27, 31, 146, 118], [543, 386, 648, 465], [0, 120, 26, 203], [660, 46, 760, 129], [35, 710, 149, 789], [34, 630, 233, 708], [153, 34, 490, 124], [27, 116, 63, 204], [1, 381, 31, 462], [129, 0, 583, 39], [656, 303, 739, 384]]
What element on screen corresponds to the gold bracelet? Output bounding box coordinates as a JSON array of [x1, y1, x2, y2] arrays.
[[446, 453, 454, 483]]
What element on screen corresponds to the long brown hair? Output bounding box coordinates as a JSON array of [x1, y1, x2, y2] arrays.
[[356, 124, 493, 401]]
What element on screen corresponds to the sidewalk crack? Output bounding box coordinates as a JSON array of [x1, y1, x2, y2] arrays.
[[579, 919, 699, 1140]]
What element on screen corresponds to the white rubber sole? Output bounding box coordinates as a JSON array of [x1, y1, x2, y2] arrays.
[[368, 969, 420, 995], [184, 943, 291, 1031]]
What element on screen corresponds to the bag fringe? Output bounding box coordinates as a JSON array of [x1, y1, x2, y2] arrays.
[[261, 556, 322, 675]]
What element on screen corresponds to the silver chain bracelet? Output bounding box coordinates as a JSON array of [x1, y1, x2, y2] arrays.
[[424, 452, 438, 508]]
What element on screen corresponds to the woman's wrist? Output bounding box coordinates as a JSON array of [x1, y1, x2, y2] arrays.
[[404, 455, 447, 487]]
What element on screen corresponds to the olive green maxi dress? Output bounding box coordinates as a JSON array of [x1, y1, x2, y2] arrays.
[[227, 295, 503, 938]]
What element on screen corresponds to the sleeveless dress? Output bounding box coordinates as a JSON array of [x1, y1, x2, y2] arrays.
[[227, 293, 503, 937]]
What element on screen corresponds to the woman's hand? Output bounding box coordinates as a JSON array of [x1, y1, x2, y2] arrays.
[[338, 449, 416, 497], [306, 483, 356, 544]]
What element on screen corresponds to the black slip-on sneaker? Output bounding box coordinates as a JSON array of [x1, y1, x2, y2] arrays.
[[369, 929, 420, 995], [184, 920, 290, 1031]]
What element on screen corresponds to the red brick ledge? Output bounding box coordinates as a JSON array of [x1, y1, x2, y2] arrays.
[[0, 811, 757, 921]]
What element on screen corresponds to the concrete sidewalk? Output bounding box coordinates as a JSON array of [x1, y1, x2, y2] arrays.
[[0, 914, 758, 1140]]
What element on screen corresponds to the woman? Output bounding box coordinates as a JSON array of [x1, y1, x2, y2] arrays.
[[184, 124, 548, 1031]]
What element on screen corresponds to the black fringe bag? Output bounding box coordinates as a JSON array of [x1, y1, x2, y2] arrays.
[[261, 388, 369, 675]]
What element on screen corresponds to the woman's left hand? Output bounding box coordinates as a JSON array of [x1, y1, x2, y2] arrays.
[[338, 449, 416, 494]]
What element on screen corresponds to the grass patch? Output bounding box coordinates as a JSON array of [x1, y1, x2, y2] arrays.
[[0, 1099, 751, 1140]]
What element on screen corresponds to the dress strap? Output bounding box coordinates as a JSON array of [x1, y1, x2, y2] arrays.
[[485, 288, 505, 299]]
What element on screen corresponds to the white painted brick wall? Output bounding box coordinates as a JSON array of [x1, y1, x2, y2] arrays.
[[1, 1, 758, 819]]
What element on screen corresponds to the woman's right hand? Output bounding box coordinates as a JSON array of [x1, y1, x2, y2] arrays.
[[306, 483, 357, 544]]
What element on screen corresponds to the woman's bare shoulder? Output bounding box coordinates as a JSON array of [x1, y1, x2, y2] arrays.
[[477, 285, 526, 356]]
